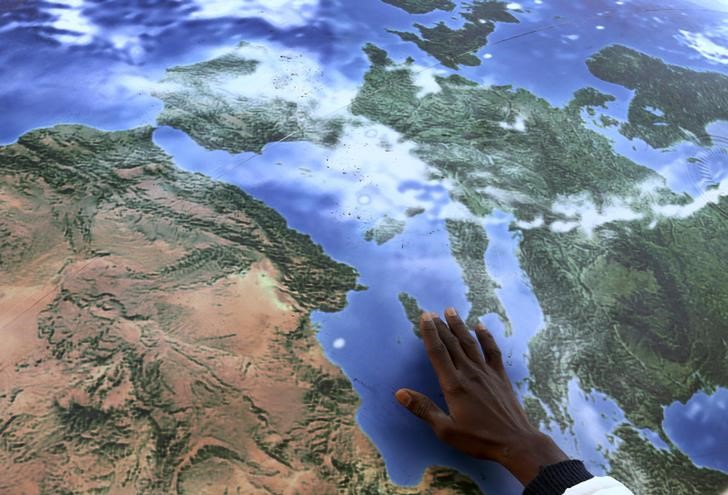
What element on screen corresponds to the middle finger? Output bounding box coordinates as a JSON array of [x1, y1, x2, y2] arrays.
[[444, 307, 486, 367], [431, 313, 469, 369]]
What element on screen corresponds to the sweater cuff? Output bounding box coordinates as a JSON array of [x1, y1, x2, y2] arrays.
[[523, 460, 594, 495]]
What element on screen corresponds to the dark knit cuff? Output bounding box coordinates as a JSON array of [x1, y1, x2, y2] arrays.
[[523, 460, 594, 495]]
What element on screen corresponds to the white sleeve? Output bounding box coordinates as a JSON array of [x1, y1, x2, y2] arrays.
[[563, 476, 635, 495]]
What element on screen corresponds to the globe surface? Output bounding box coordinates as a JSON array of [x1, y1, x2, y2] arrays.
[[1, 1, 728, 494]]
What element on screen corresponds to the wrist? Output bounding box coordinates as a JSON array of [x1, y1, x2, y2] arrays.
[[499, 430, 569, 486], [522, 460, 594, 495]]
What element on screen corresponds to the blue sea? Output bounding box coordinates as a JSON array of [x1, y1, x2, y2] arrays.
[[2, 0, 728, 491]]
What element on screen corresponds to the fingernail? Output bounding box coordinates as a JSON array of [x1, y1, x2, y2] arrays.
[[395, 390, 411, 407], [445, 307, 457, 317], [475, 322, 486, 331], [420, 312, 432, 322]]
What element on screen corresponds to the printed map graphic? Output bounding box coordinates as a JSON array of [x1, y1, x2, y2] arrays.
[[1, 0, 728, 493]]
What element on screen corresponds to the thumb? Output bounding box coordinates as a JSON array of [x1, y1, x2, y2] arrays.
[[395, 388, 452, 433]]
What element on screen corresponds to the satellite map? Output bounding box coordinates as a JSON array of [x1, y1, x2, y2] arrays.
[[1, 0, 728, 494]]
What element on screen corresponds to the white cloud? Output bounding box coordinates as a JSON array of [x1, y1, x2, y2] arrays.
[[437, 200, 477, 221], [113, 74, 184, 99], [385, 63, 447, 98], [185, 42, 357, 119], [151, 39, 728, 238], [410, 66, 447, 98], [654, 178, 728, 219], [538, 175, 728, 236], [47, 0, 97, 45], [678, 28, 728, 65], [227, 122, 451, 224], [548, 193, 644, 236], [20, 0, 321, 46], [115, 41, 356, 126], [333, 338, 346, 349], [147, 40, 475, 228], [499, 114, 528, 132], [550, 220, 579, 233], [24, 0, 151, 56], [516, 216, 544, 229], [217, 41, 728, 242], [638, 176, 668, 196], [190, 0, 319, 27], [322, 125, 436, 219], [109, 33, 144, 60]]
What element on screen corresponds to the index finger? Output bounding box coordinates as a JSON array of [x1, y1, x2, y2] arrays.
[[420, 312, 457, 383]]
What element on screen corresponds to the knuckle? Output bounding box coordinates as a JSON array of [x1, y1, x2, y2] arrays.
[[436, 424, 456, 443], [421, 325, 436, 338], [436, 328, 452, 341], [463, 340, 479, 352], [443, 377, 465, 394], [411, 397, 431, 418], [462, 364, 481, 380], [429, 341, 448, 355]]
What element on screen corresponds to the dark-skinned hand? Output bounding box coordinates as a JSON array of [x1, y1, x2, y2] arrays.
[[395, 308, 568, 486]]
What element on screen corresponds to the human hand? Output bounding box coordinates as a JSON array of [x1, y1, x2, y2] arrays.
[[395, 308, 568, 486]]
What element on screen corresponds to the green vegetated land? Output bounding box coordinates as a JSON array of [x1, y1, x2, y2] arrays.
[[350, 43, 728, 493], [608, 425, 728, 495], [566, 87, 616, 116], [364, 215, 407, 244], [445, 219, 509, 331], [390, 0, 519, 69], [154, 43, 344, 154], [382, 0, 455, 14], [565, 87, 620, 129], [587, 44, 728, 149], [399, 292, 425, 337]]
